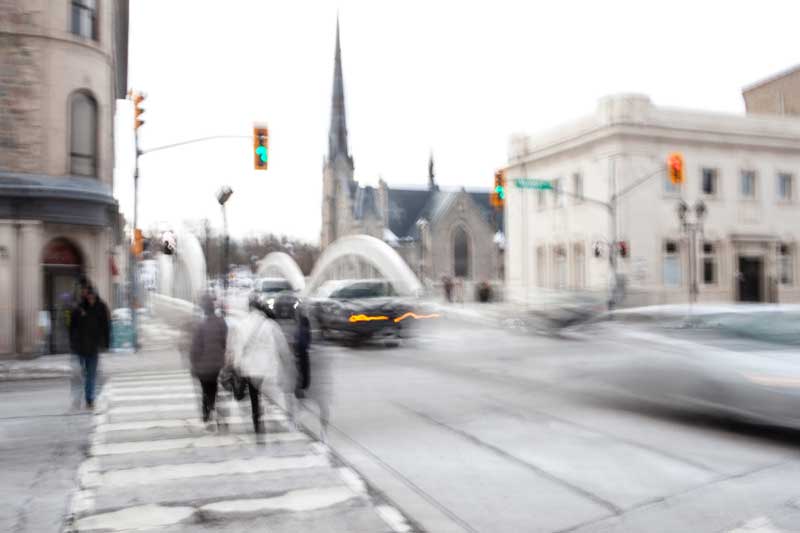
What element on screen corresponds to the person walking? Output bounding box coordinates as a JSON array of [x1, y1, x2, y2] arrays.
[[69, 284, 110, 410], [293, 304, 332, 442], [229, 300, 295, 436], [189, 295, 227, 427]]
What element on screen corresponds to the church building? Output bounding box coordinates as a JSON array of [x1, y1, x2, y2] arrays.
[[320, 21, 503, 295]]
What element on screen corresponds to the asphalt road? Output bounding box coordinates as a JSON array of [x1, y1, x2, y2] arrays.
[[0, 378, 91, 533], [292, 319, 800, 533]]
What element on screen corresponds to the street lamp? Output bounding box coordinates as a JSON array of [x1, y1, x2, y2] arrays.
[[677, 199, 707, 321], [217, 186, 233, 295]]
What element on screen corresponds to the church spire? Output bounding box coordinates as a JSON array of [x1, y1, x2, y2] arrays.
[[328, 16, 350, 161], [428, 150, 438, 191]]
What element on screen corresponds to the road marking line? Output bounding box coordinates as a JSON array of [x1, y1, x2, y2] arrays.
[[108, 392, 199, 402], [83, 454, 330, 488], [95, 414, 287, 433], [201, 486, 359, 515], [91, 431, 307, 456], [74, 503, 195, 532], [376, 505, 413, 533]]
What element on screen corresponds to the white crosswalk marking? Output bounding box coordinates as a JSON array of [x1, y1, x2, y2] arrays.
[[64, 368, 406, 533]]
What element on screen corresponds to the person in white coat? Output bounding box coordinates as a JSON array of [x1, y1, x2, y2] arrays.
[[227, 300, 296, 434]]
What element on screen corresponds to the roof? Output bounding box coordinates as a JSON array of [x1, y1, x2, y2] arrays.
[[742, 64, 800, 94], [386, 188, 432, 236]]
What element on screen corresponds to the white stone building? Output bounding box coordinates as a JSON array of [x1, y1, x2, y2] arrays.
[[504, 94, 800, 306], [0, 0, 128, 355]]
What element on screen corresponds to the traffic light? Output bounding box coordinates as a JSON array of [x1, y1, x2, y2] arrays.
[[618, 241, 628, 258], [130, 90, 146, 131], [491, 170, 505, 208], [253, 126, 268, 170], [132, 228, 143, 257], [667, 152, 684, 185]]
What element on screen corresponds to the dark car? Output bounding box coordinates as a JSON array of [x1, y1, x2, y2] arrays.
[[309, 279, 416, 342], [249, 278, 299, 319]]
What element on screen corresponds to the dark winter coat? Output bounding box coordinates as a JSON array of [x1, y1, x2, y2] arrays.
[[69, 298, 111, 356], [190, 314, 228, 378]]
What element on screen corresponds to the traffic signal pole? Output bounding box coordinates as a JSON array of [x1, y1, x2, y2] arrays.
[[553, 162, 667, 310]]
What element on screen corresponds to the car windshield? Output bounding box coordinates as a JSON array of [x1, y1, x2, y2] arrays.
[[330, 281, 392, 299], [260, 280, 291, 293]]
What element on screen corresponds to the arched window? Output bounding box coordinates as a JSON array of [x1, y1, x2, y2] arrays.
[[453, 226, 470, 278], [70, 91, 98, 177]]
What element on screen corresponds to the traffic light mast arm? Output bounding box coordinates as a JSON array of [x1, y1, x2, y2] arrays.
[[611, 166, 667, 203], [138, 135, 252, 156]]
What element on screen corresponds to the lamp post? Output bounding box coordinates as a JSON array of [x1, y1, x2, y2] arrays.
[[677, 199, 707, 321], [216, 186, 233, 301]]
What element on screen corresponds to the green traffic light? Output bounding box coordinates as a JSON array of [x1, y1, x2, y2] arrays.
[[495, 184, 505, 199], [256, 146, 268, 162]]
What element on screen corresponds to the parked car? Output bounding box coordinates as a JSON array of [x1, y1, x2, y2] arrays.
[[249, 277, 299, 319], [308, 279, 417, 342]]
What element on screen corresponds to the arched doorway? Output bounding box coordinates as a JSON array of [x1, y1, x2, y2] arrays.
[[453, 226, 471, 279], [42, 238, 84, 354]]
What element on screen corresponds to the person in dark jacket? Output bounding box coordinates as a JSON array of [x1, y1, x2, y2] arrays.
[[69, 284, 110, 410], [293, 307, 311, 398], [190, 295, 227, 425]]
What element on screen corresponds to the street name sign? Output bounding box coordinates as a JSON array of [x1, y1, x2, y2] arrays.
[[514, 178, 553, 190]]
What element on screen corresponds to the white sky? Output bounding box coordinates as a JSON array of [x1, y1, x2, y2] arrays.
[[115, 0, 800, 243]]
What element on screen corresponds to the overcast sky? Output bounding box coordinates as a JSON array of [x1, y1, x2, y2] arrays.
[[115, 0, 800, 244]]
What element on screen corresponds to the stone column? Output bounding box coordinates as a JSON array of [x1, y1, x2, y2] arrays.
[[18, 221, 44, 355], [0, 222, 16, 355]]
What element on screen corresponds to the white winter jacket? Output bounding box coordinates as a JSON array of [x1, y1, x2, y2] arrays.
[[227, 311, 295, 391]]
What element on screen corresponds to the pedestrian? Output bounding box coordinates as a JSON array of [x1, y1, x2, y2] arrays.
[[442, 276, 453, 302], [229, 299, 296, 436], [293, 304, 332, 442], [69, 283, 110, 410], [189, 294, 227, 427], [293, 307, 311, 399]]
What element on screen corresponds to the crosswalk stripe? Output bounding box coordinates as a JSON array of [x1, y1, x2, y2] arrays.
[[95, 414, 287, 433], [106, 401, 284, 416], [111, 371, 191, 381], [109, 392, 200, 402], [91, 431, 307, 456], [82, 454, 330, 488]]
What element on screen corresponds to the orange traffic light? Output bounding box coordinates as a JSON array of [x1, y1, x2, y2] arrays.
[[130, 90, 146, 130], [667, 152, 684, 185], [132, 228, 143, 257], [253, 126, 268, 170], [491, 170, 505, 208]]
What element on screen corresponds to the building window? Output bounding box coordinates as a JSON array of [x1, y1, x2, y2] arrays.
[[553, 245, 567, 288], [536, 246, 546, 287], [552, 178, 564, 207], [701, 168, 718, 196], [453, 226, 470, 278], [740, 170, 756, 199], [663, 240, 681, 288], [702, 242, 717, 285], [779, 243, 793, 285], [778, 173, 793, 202], [537, 189, 546, 209], [572, 173, 583, 204], [70, 91, 98, 177], [71, 0, 98, 40], [573, 243, 585, 288]]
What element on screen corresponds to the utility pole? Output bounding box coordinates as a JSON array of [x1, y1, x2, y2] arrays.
[[128, 90, 146, 352]]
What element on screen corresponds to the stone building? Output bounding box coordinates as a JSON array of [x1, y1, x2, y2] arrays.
[[0, 0, 128, 355], [320, 21, 502, 295], [743, 64, 800, 117], [504, 94, 800, 306]]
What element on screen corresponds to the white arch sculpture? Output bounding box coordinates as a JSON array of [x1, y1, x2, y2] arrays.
[[305, 234, 422, 296], [257, 251, 306, 291]]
